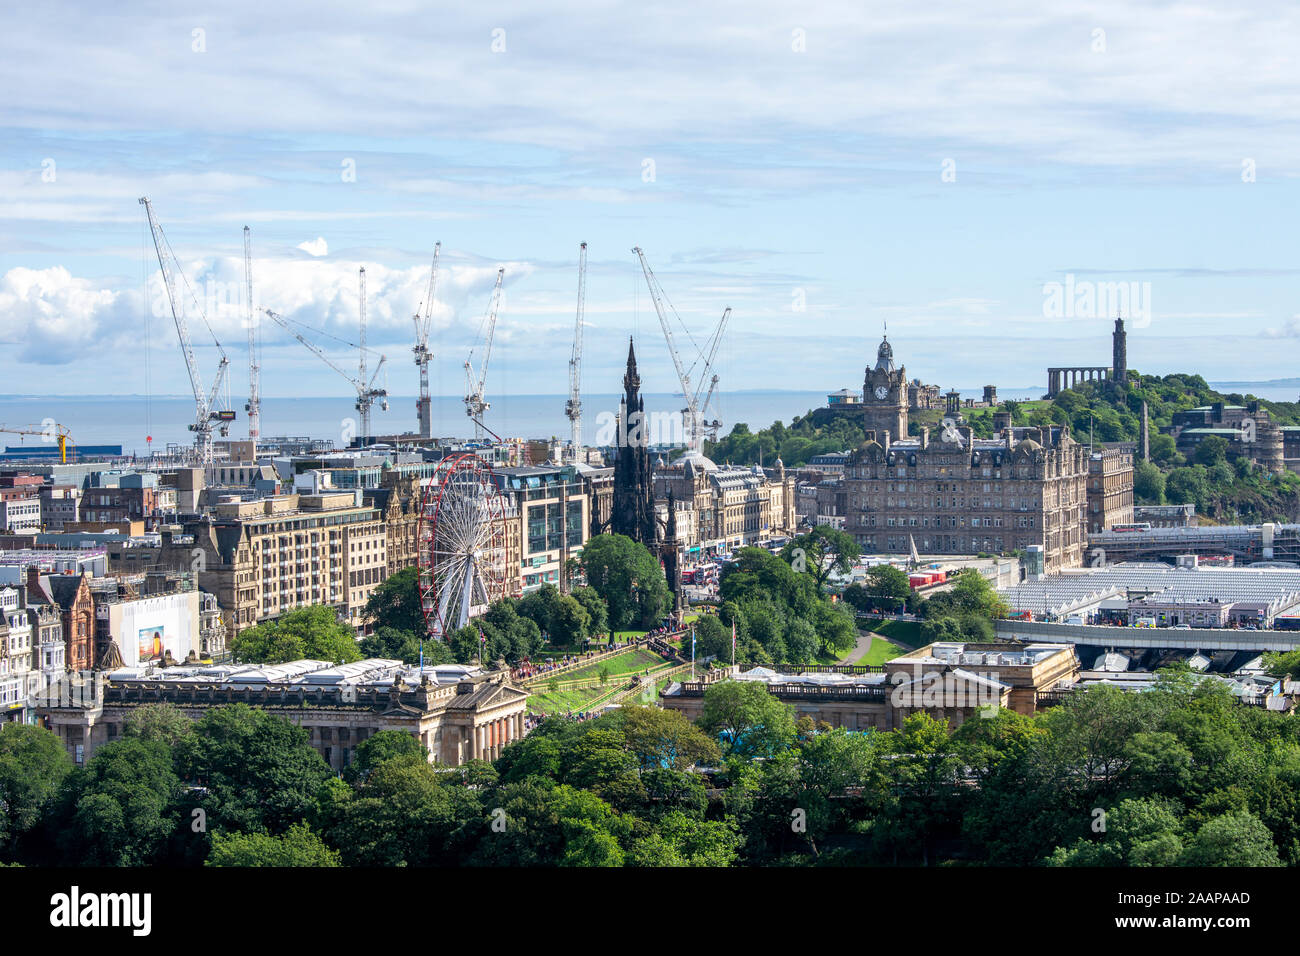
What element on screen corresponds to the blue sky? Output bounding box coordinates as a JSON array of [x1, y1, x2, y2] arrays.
[[1, 0, 1298, 426]]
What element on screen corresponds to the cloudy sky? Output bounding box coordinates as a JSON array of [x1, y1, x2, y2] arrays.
[[2, 0, 1298, 421]]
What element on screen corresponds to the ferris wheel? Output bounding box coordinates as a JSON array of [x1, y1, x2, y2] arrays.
[[417, 454, 509, 641]]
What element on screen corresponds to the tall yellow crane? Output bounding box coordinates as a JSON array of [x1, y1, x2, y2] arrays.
[[0, 423, 75, 463]]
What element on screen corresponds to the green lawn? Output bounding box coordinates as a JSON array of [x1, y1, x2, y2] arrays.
[[527, 647, 676, 715], [863, 618, 922, 648], [859, 634, 908, 666]]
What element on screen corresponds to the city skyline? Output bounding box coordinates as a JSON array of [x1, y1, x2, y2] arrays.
[[3, 0, 1299, 403]]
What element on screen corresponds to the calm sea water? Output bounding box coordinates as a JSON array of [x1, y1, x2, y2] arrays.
[[1, 383, 1288, 455]]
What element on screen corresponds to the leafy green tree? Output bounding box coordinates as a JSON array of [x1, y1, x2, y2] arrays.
[[691, 613, 730, 660], [1194, 435, 1229, 467], [1047, 797, 1185, 867], [571, 585, 609, 637], [579, 534, 670, 630], [1148, 433, 1179, 466], [0, 724, 73, 861], [321, 754, 480, 866], [877, 713, 962, 866], [697, 680, 797, 758], [123, 702, 193, 746], [517, 585, 562, 636], [465, 780, 628, 867], [206, 821, 340, 867], [363, 565, 424, 634], [781, 525, 860, 593], [231, 605, 362, 664], [1133, 460, 1166, 504], [344, 729, 426, 783], [53, 737, 180, 866], [864, 564, 912, 611], [176, 704, 334, 835], [620, 705, 721, 771], [923, 569, 1010, 620], [626, 810, 741, 866], [1180, 810, 1282, 867], [548, 593, 592, 647], [359, 625, 453, 665]]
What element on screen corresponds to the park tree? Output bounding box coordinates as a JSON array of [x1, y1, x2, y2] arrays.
[[571, 585, 609, 638], [359, 625, 453, 666], [322, 754, 479, 866], [924, 568, 1010, 620], [363, 565, 424, 634], [230, 605, 362, 665], [877, 713, 962, 866], [579, 534, 670, 631], [1148, 433, 1180, 466], [626, 810, 741, 866], [0, 724, 73, 861], [52, 737, 180, 867], [175, 704, 334, 835], [691, 613, 730, 660], [123, 702, 193, 746], [548, 593, 592, 647], [781, 525, 860, 592], [864, 564, 912, 611], [697, 680, 797, 758], [1180, 810, 1282, 867], [465, 780, 628, 867], [620, 705, 721, 771], [344, 729, 427, 783], [206, 821, 340, 867], [482, 599, 544, 659]]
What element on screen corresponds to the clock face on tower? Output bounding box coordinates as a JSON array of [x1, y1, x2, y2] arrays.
[[874, 385, 889, 400]]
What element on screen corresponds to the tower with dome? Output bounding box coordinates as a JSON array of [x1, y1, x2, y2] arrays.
[[863, 333, 909, 442]]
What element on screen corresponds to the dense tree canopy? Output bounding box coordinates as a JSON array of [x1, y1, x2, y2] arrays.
[[230, 605, 362, 665], [579, 534, 670, 631]]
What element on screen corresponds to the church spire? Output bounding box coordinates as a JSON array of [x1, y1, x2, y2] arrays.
[[624, 336, 640, 392]]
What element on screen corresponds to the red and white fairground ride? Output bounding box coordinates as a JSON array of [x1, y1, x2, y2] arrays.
[[416, 453, 510, 641]]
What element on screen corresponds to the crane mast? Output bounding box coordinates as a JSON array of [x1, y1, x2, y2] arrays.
[[138, 196, 230, 465], [244, 225, 260, 449], [354, 267, 388, 445], [464, 268, 504, 442], [632, 246, 709, 455], [565, 242, 587, 462], [413, 242, 440, 440], [698, 306, 731, 442]]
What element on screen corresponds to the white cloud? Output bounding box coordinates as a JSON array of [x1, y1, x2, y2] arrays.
[[296, 237, 328, 257], [0, 267, 140, 364]]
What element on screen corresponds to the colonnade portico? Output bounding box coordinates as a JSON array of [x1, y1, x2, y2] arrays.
[[1047, 366, 1113, 398], [472, 711, 527, 761]]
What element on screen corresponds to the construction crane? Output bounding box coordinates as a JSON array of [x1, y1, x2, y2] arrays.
[[564, 242, 587, 462], [260, 305, 387, 446], [464, 267, 504, 442], [697, 306, 732, 442], [412, 242, 440, 440], [356, 267, 388, 444], [243, 225, 260, 449], [631, 246, 730, 456], [0, 424, 74, 464], [138, 197, 232, 464]]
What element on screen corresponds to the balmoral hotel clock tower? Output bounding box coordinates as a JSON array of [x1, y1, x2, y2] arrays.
[[863, 334, 908, 443]]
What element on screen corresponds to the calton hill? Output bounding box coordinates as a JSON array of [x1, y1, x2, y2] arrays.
[[6, 524, 1300, 867], [708, 371, 1300, 523]]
